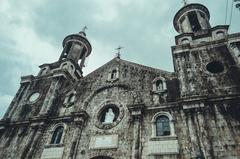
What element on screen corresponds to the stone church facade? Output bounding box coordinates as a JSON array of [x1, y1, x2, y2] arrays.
[[0, 3, 240, 159]]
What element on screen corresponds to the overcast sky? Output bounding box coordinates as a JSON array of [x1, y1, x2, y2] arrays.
[[0, 0, 239, 118]]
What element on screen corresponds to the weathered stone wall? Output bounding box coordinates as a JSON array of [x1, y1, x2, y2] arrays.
[[1, 54, 240, 159], [0, 9, 240, 158], [3, 77, 52, 121]]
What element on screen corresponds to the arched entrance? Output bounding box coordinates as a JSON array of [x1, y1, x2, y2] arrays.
[[91, 156, 114, 159]]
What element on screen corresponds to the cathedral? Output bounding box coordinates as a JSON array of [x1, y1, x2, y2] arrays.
[[1, 2, 240, 159]]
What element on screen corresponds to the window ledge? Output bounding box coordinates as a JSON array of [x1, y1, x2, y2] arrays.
[[150, 135, 177, 141], [44, 143, 64, 148], [152, 90, 167, 94], [106, 78, 119, 82]]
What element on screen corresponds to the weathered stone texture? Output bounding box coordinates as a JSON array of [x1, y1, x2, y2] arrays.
[[1, 2, 240, 159]]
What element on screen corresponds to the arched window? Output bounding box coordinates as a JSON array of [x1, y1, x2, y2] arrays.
[[64, 42, 73, 54], [151, 112, 175, 138], [107, 68, 119, 82], [188, 11, 202, 32], [111, 70, 117, 79], [50, 126, 64, 144], [156, 115, 170, 136]]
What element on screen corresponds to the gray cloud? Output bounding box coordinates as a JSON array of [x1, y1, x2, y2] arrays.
[[0, 0, 239, 118]]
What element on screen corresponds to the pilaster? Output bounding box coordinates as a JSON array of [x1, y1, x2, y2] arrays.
[[25, 122, 46, 159], [68, 111, 89, 159], [20, 122, 44, 159], [39, 77, 62, 116], [128, 103, 145, 159]]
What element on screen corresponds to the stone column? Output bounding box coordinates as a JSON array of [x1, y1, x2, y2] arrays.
[[20, 124, 38, 159], [132, 115, 141, 159], [39, 77, 62, 116], [179, 109, 191, 159], [128, 104, 144, 159], [185, 108, 206, 159], [185, 110, 198, 158], [195, 109, 209, 158], [68, 111, 88, 159], [25, 122, 45, 159]]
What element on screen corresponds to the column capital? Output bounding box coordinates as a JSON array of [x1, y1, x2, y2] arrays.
[[127, 103, 145, 119], [71, 110, 89, 126], [30, 122, 45, 129]]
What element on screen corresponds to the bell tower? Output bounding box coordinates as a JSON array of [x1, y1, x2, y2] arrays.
[[172, 2, 240, 97], [59, 30, 92, 70], [173, 3, 211, 33], [38, 29, 92, 80]]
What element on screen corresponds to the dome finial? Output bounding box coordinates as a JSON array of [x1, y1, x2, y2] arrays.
[[79, 26, 88, 36], [182, 0, 188, 6], [82, 26, 88, 33]]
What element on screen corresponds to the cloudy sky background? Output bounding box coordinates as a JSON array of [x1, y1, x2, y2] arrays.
[[0, 0, 239, 118]]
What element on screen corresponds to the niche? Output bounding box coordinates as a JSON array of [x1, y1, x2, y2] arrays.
[[188, 11, 202, 32], [206, 61, 224, 74]]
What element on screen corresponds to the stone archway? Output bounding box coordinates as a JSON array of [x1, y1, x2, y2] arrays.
[[91, 156, 114, 159]]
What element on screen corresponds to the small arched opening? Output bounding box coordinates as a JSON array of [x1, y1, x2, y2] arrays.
[[50, 126, 64, 144], [111, 69, 117, 79]]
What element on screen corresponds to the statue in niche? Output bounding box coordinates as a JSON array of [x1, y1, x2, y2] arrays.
[[157, 83, 163, 91], [103, 108, 115, 124], [156, 80, 164, 92]]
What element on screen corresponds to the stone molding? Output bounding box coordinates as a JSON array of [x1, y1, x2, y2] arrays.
[[0, 112, 88, 127], [127, 103, 145, 117], [82, 83, 131, 110]]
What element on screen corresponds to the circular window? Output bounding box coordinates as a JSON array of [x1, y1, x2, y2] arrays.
[[95, 103, 124, 130], [29, 92, 40, 102], [99, 105, 119, 124], [206, 61, 224, 74]]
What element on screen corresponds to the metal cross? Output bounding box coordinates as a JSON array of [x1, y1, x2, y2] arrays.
[[115, 46, 124, 58], [182, 0, 188, 5], [82, 26, 88, 33]]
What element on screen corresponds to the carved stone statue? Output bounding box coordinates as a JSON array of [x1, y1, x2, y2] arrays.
[[157, 82, 163, 91], [103, 108, 115, 124]]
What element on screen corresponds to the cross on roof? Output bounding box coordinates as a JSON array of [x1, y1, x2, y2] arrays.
[[115, 46, 124, 58], [82, 26, 88, 33], [182, 0, 188, 5]]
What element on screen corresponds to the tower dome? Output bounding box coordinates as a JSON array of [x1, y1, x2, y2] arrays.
[[173, 3, 211, 33], [59, 31, 92, 69]]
